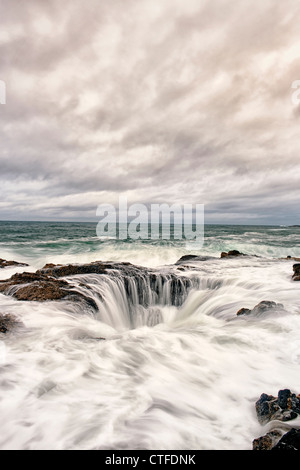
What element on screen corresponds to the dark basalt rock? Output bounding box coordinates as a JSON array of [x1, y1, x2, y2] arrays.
[[0, 261, 201, 310], [253, 430, 282, 451], [272, 429, 300, 451], [0, 313, 23, 333], [237, 301, 285, 317], [253, 389, 300, 450], [175, 254, 215, 265], [220, 250, 246, 258], [255, 389, 300, 425], [0, 258, 29, 269], [292, 264, 300, 281]]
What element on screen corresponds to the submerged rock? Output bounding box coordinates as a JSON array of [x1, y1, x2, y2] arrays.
[[292, 264, 300, 281], [0, 313, 23, 333], [237, 301, 285, 317], [0, 258, 29, 269], [175, 254, 215, 265], [253, 389, 300, 450], [220, 250, 246, 258]]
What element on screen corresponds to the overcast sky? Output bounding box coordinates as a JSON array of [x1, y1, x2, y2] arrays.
[[0, 0, 299, 224]]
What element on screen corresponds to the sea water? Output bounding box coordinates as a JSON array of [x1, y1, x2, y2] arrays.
[[0, 221, 299, 450]]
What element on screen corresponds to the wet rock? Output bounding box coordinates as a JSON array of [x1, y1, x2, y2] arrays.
[[236, 307, 251, 316], [272, 428, 300, 450], [282, 256, 300, 261], [253, 430, 282, 450], [0, 270, 98, 309], [41, 263, 58, 269], [0, 260, 201, 310], [253, 389, 300, 450], [220, 250, 246, 258], [292, 264, 300, 281], [255, 393, 281, 425], [237, 301, 284, 317], [175, 255, 215, 265], [255, 389, 300, 425], [0, 313, 23, 333], [0, 258, 29, 269], [12, 280, 73, 302]]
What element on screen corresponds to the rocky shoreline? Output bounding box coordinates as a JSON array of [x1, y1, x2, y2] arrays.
[[0, 252, 298, 308], [0, 253, 299, 450]]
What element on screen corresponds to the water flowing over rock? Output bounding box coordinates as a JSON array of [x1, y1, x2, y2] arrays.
[[272, 429, 300, 450], [0, 258, 29, 269], [236, 301, 285, 317], [293, 264, 300, 281], [253, 389, 300, 450], [175, 254, 216, 265], [0, 261, 202, 328], [0, 271, 98, 310], [0, 313, 23, 333], [220, 250, 246, 258]]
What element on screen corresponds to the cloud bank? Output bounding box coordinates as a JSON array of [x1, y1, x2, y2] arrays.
[[1, 0, 300, 224]]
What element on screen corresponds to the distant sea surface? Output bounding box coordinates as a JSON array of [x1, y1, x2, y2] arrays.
[[0, 221, 299, 268], [0, 221, 299, 450]]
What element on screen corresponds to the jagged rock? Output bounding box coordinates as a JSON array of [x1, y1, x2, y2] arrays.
[[237, 301, 285, 317], [255, 393, 280, 424], [253, 389, 300, 450], [255, 389, 300, 425], [220, 250, 246, 258], [0, 270, 98, 309], [272, 428, 300, 450], [0, 313, 23, 333], [0, 261, 201, 310], [0, 258, 29, 269], [293, 264, 300, 281], [253, 430, 282, 450]]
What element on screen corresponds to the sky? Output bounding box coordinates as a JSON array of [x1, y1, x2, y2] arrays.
[[0, 0, 300, 225]]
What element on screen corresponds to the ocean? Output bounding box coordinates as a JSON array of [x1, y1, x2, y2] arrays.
[[0, 221, 299, 450]]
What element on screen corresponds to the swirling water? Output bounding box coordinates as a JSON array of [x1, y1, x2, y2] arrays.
[[0, 222, 299, 450]]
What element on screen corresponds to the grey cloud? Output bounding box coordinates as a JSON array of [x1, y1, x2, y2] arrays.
[[0, 0, 299, 223]]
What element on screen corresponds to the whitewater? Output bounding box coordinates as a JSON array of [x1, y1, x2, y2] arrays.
[[0, 222, 299, 450]]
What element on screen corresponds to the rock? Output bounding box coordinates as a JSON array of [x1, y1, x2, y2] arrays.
[[236, 307, 251, 316], [255, 389, 300, 425], [37, 261, 125, 278], [292, 264, 300, 281], [253, 389, 300, 450], [253, 430, 282, 450], [41, 263, 58, 269], [272, 428, 300, 451], [175, 255, 215, 265], [0, 270, 98, 309], [255, 393, 281, 425], [0, 260, 202, 310], [237, 301, 285, 317], [0, 313, 23, 333], [0, 258, 29, 269], [220, 250, 246, 258]]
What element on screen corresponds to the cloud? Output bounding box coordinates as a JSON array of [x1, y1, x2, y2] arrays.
[[0, 0, 300, 223]]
